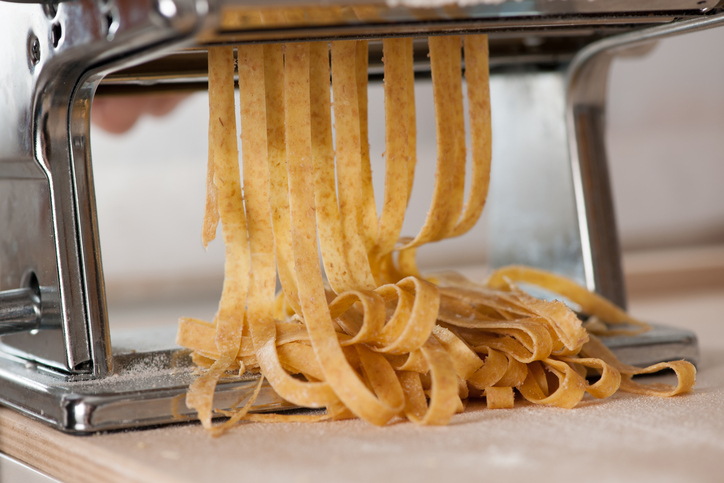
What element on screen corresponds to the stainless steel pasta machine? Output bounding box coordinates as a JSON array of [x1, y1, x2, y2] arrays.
[[0, 0, 719, 433]]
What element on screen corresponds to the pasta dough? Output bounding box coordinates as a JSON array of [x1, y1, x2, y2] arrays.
[[177, 36, 696, 433]]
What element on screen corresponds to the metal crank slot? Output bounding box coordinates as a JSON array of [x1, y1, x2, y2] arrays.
[[0, 288, 42, 336]]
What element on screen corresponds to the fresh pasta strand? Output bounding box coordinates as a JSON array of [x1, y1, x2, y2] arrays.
[[178, 35, 696, 434], [185, 46, 248, 430], [310, 41, 358, 293], [240, 44, 338, 409], [356, 40, 379, 254], [372, 38, 412, 262], [330, 41, 376, 290]]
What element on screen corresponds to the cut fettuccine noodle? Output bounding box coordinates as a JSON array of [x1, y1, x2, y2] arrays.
[[178, 37, 696, 434]]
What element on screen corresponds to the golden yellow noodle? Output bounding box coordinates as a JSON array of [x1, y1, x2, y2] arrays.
[[178, 37, 696, 433]]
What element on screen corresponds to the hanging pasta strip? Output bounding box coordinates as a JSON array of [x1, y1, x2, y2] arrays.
[[404, 37, 417, 204], [310, 42, 357, 293], [331, 40, 376, 289], [438, 36, 467, 239], [264, 44, 301, 314], [390, 42, 445, 276], [397, 35, 458, 252], [373, 38, 411, 261], [209, 47, 249, 360], [355, 40, 379, 253], [202, 138, 219, 247], [284, 42, 400, 425], [449, 34, 492, 237], [240, 44, 339, 409], [239, 44, 275, 341], [185, 46, 249, 429], [488, 265, 651, 335]]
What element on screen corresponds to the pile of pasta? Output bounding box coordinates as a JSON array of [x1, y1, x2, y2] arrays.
[[176, 35, 696, 435]]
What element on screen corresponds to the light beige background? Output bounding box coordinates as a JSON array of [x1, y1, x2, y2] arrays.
[[90, 28, 724, 321]]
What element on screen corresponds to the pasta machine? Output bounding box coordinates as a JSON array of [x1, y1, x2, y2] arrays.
[[0, 0, 720, 433]]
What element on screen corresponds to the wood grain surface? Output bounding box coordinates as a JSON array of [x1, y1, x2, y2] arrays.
[[1, 246, 722, 483]]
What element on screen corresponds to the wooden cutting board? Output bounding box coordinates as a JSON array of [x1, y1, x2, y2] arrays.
[[1, 250, 722, 483]]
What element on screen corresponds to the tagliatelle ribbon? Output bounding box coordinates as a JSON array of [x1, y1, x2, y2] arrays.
[[284, 42, 409, 425], [264, 43, 301, 315], [487, 265, 651, 336], [310, 41, 356, 293], [239, 44, 338, 409], [178, 36, 696, 435], [185, 46, 248, 430], [449, 34, 492, 237]]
